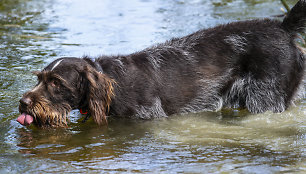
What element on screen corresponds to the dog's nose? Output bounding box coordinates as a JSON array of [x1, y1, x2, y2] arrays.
[[19, 97, 32, 107]]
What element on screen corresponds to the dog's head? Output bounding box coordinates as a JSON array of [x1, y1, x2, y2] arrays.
[[18, 57, 115, 128]]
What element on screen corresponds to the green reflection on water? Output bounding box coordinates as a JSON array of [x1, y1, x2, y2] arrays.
[[0, 0, 59, 123]]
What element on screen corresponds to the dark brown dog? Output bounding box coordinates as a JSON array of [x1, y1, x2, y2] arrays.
[[18, 0, 305, 128]]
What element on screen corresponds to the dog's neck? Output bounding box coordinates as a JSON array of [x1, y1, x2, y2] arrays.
[[93, 60, 103, 73], [86, 57, 103, 73]]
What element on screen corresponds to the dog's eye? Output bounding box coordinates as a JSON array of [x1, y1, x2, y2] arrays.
[[50, 79, 60, 88]]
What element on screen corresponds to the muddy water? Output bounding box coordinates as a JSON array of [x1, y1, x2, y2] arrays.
[[0, 0, 305, 173]]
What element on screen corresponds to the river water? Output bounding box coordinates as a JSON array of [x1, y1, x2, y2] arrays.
[[0, 0, 305, 173]]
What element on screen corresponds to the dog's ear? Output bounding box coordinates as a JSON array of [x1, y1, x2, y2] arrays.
[[83, 66, 115, 126]]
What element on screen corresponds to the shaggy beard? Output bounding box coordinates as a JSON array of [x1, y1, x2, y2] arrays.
[[27, 97, 72, 128]]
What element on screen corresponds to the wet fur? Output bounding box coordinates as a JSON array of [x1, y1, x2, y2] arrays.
[[82, 66, 115, 125], [19, 0, 306, 127]]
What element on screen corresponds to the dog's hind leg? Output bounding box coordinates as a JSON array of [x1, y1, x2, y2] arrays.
[[224, 75, 287, 113], [244, 77, 287, 113]]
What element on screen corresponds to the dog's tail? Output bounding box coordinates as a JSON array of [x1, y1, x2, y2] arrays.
[[281, 0, 306, 33]]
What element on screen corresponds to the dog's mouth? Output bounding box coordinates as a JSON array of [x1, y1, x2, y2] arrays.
[[17, 104, 72, 128], [17, 113, 34, 126]]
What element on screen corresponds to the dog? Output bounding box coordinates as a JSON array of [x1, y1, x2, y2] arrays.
[[18, 0, 305, 128]]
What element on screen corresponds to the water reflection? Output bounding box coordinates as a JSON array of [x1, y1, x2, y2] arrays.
[[14, 102, 305, 172], [0, 0, 60, 127], [16, 118, 148, 162]]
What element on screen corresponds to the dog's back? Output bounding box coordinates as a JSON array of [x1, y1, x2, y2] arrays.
[[18, 1, 306, 127], [108, 0, 306, 116]]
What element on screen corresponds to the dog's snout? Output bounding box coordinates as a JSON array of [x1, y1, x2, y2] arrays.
[[19, 97, 32, 107]]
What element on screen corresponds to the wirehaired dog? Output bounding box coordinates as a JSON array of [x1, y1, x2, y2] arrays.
[[18, 0, 305, 128]]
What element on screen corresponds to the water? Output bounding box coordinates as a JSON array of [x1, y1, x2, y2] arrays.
[[0, 0, 305, 173]]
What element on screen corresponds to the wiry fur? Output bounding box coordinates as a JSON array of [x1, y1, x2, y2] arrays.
[[19, 58, 115, 127], [19, 0, 306, 127], [83, 65, 115, 125], [223, 75, 287, 113]]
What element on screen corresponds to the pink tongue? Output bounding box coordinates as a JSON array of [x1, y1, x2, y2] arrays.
[[17, 113, 34, 126]]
